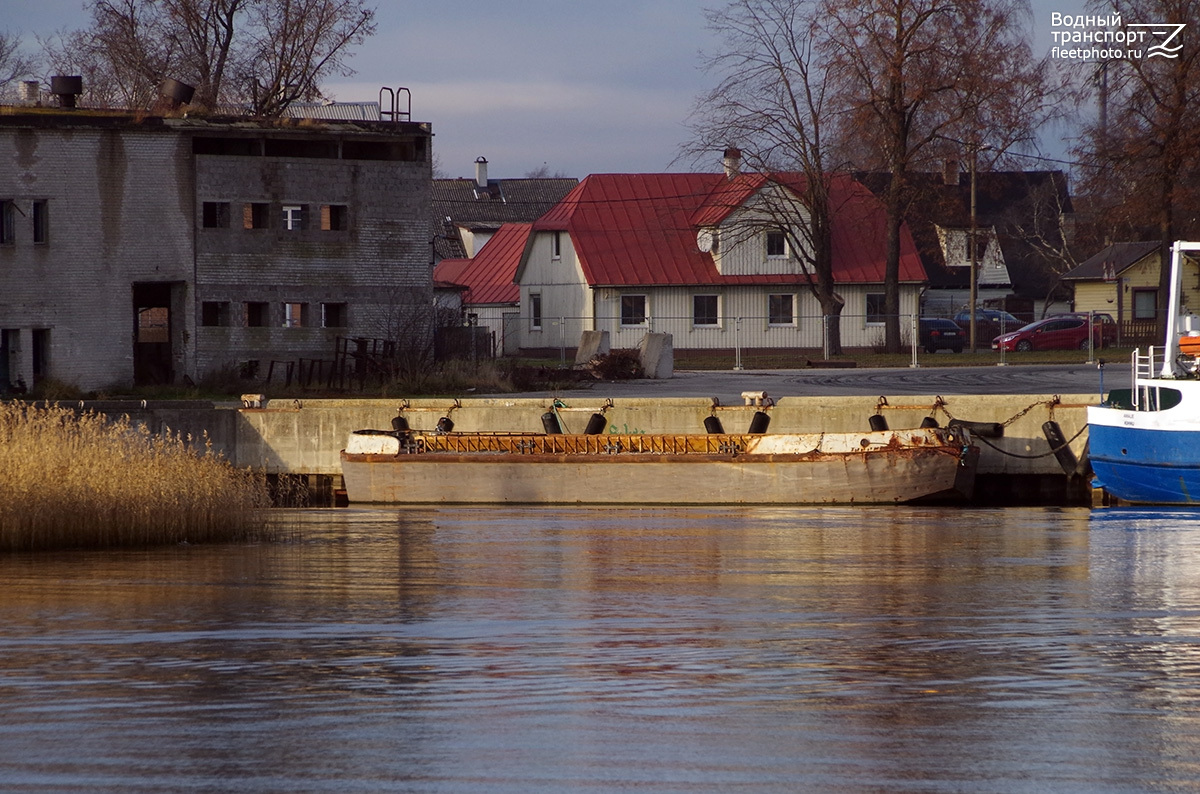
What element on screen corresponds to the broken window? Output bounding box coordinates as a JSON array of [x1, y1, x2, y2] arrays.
[[244, 302, 269, 327], [243, 203, 269, 229], [32, 200, 48, 244], [0, 200, 13, 244], [202, 202, 231, 228], [320, 205, 348, 231], [283, 302, 308, 328], [321, 302, 348, 328], [201, 301, 230, 327]]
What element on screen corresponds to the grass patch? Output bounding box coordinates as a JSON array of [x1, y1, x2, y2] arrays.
[[0, 402, 274, 552]]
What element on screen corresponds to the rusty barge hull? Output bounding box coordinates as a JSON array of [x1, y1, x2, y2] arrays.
[[340, 429, 978, 505]]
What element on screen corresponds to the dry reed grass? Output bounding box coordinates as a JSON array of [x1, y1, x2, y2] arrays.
[[0, 402, 274, 552]]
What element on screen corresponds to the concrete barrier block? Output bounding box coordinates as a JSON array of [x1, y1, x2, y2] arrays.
[[575, 330, 610, 365], [638, 333, 674, 379]]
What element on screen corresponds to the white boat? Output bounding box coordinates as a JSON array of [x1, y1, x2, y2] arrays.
[[1087, 240, 1200, 504], [340, 425, 979, 505]]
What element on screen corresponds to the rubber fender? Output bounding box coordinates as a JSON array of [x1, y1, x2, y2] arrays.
[[747, 411, 771, 434], [704, 415, 725, 434], [584, 413, 608, 435], [541, 411, 563, 434], [869, 414, 889, 432], [1043, 420, 1078, 476], [948, 419, 1003, 438]]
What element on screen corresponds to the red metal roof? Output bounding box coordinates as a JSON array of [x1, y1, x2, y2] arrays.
[[432, 223, 531, 305], [531, 172, 925, 286]]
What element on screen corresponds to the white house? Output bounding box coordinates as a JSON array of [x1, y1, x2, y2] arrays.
[[511, 164, 928, 353]]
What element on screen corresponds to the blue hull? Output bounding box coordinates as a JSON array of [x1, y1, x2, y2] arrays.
[[1089, 423, 1200, 505]]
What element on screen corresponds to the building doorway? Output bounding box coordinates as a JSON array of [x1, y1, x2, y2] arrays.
[[133, 282, 183, 385]]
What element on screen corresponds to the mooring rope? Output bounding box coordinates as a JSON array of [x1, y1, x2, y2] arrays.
[[968, 421, 1089, 459]]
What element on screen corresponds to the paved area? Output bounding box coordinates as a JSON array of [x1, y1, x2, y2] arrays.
[[506, 361, 1127, 404]]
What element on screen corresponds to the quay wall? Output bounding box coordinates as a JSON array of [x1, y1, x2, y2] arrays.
[[71, 393, 1095, 503]]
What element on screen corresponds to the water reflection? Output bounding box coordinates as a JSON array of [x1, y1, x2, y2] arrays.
[[2, 506, 1200, 792]]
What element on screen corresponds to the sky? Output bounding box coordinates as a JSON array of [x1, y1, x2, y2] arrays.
[[7, 0, 1094, 180]]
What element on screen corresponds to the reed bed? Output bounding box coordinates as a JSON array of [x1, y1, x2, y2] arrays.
[[0, 402, 274, 552]]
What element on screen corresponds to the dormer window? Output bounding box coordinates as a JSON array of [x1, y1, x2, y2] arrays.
[[766, 230, 787, 258]]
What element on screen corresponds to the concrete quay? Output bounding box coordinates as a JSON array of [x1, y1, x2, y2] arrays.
[[80, 363, 1111, 505]]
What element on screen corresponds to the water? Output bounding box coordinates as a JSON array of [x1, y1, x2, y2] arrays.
[[3, 506, 1200, 793]]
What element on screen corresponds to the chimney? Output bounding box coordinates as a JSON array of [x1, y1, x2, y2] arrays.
[[723, 147, 741, 179], [50, 75, 83, 109], [18, 81, 40, 105], [474, 156, 489, 188], [943, 159, 960, 186]]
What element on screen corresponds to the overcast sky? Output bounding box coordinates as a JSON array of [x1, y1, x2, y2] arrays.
[[9, 0, 1094, 180]]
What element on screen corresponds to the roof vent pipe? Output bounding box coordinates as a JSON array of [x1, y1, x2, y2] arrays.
[[474, 156, 488, 188], [158, 77, 195, 110], [723, 147, 741, 179], [50, 75, 83, 108]]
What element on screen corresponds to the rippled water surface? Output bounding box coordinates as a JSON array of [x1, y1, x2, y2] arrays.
[[3, 506, 1200, 792]]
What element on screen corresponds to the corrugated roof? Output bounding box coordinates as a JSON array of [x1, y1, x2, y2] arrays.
[[281, 102, 383, 121], [432, 176, 578, 259], [432, 223, 531, 305], [530, 172, 924, 287], [1062, 241, 1161, 281]]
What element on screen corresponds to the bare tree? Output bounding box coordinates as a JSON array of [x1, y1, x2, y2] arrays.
[[686, 0, 847, 353], [822, 0, 1055, 351], [0, 31, 36, 96], [40, 0, 375, 114], [1075, 0, 1200, 335]]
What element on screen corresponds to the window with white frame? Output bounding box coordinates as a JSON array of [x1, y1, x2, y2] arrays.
[[621, 294, 647, 327], [281, 204, 305, 231], [551, 231, 562, 260], [693, 294, 719, 327], [766, 230, 787, 258], [530, 293, 543, 330], [768, 293, 794, 325], [865, 293, 886, 325]]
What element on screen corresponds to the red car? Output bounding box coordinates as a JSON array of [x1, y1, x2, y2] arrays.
[[992, 315, 1110, 352]]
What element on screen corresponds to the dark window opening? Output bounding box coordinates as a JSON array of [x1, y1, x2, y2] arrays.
[[202, 201, 231, 228], [32, 200, 48, 244], [530, 293, 542, 330], [322, 302, 348, 328], [321, 205, 348, 231], [866, 293, 886, 324], [0, 200, 13, 244], [201, 301, 230, 327], [193, 137, 261, 156], [245, 302, 269, 327], [264, 138, 339, 159]]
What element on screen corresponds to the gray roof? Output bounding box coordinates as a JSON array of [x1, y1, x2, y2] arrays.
[[432, 176, 578, 259], [1062, 241, 1161, 281]]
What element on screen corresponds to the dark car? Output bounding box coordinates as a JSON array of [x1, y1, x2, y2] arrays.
[[992, 316, 1109, 352], [953, 308, 1024, 342], [919, 318, 964, 353]]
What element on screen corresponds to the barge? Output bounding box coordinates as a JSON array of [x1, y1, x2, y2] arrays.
[[340, 425, 979, 505]]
